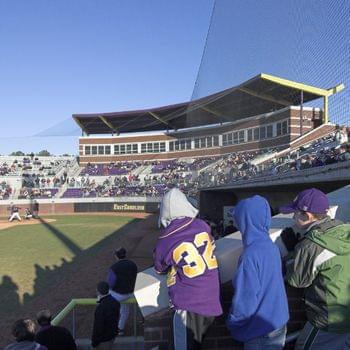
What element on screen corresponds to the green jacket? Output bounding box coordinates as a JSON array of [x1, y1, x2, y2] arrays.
[[286, 218, 350, 333]]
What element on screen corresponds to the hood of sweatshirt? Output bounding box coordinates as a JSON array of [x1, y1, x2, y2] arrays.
[[234, 195, 271, 247], [158, 188, 198, 228], [308, 220, 350, 255]]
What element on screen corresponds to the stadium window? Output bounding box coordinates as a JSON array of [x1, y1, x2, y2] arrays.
[[169, 141, 174, 151], [180, 140, 186, 150], [105, 145, 111, 155], [141, 143, 147, 153], [175, 140, 180, 150], [207, 137, 212, 148], [276, 122, 282, 136], [247, 129, 253, 142], [98, 146, 104, 155], [222, 134, 227, 146], [233, 132, 238, 144], [267, 125, 273, 138], [213, 135, 219, 146], [133, 144, 138, 153], [120, 145, 126, 154], [160, 142, 166, 152], [239, 131, 245, 143], [253, 128, 259, 141], [147, 143, 153, 153], [282, 120, 288, 134], [195, 138, 200, 148], [227, 133, 233, 145], [260, 127, 266, 140], [200, 137, 206, 148], [114, 145, 119, 154], [154, 142, 160, 153], [186, 139, 191, 149], [92, 146, 97, 155], [85, 146, 91, 155], [126, 144, 132, 154]]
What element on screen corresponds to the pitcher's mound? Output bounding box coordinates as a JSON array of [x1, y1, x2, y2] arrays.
[[0, 218, 56, 231]]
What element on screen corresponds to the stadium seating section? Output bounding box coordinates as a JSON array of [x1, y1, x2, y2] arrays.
[[0, 130, 349, 200]]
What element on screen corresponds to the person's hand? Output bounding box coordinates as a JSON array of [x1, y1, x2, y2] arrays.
[[280, 226, 299, 252]]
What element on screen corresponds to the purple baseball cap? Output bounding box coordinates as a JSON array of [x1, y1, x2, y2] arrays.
[[280, 188, 329, 214]]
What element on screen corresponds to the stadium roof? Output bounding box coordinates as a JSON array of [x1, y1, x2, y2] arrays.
[[73, 73, 344, 135]]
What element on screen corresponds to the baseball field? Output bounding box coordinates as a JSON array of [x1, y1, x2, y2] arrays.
[[0, 213, 157, 346]]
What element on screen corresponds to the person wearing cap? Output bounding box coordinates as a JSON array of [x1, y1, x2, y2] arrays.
[[107, 247, 137, 335], [91, 281, 120, 350], [35, 309, 77, 350], [154, 188, 222, 349], [280, 188, 350, 349], [226, 195, 289, 349]]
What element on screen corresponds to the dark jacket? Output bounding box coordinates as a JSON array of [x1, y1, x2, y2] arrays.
[[35, 325, 77, 350], [108, 259, 137, 294], [91, 294, 120, 347]]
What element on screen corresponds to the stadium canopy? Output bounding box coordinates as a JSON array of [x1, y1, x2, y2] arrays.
[[73, 73, 344, 135]]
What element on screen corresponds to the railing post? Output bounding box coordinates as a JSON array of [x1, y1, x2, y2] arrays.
[[72, 307, 76, 339]]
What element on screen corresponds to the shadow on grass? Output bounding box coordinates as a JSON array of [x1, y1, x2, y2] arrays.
[[0, 213, 157, 343]]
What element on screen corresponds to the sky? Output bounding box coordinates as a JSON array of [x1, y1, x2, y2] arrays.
[[0, 0, 213, 155], [0, 0, 349, 155]]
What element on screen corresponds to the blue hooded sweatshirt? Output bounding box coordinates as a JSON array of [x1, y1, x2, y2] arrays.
[[226, 195, 289, 342]]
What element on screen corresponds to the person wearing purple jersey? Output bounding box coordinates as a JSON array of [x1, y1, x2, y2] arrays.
[[154, 188, 222, 350]]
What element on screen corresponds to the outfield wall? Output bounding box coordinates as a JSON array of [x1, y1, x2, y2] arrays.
[[0, 197, 160, 216]]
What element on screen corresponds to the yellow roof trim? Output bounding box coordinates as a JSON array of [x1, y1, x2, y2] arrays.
[[260, 73, 343, 97]]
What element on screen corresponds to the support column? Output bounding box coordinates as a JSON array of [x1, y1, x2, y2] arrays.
[[300, 90, 304, 136], [324, 96, 329, 124]]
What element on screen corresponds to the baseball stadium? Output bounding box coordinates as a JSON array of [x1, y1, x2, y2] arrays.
[[1, 1, 350, 350]]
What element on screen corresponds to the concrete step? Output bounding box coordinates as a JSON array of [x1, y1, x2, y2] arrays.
[[76, 336, 144, 350]]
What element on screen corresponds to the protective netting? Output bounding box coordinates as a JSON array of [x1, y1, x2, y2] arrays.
[[190, 0, 350, 126]]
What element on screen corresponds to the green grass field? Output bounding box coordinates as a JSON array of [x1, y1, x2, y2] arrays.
[[0, 215, 134, 301]]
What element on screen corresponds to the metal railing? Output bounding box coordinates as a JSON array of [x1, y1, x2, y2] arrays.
[[51, 297, 138, 339]]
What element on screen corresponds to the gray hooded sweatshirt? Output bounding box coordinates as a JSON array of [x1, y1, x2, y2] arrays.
[[158, 188, 198, 228]]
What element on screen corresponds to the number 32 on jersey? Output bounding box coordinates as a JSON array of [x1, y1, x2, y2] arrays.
[[167, 232, 218, 286]]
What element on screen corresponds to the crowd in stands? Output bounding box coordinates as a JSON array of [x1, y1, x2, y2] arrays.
[[18, 187, 59, 199], [64, 175, 170, 198], [2, 128, 350, 200], [0, 181, 12, 200], [197, 132, 350, 187], [81, 162, 141, 176]]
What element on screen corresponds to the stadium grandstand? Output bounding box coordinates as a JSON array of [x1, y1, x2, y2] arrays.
[[1, 81, 350, 350], [0, 74, 348, 207]]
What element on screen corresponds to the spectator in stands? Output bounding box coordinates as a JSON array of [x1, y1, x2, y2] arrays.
[[35, 309, 77, 350], [107, 247, 138, 336], [91, 281, 120, 350], [280, 188, 350, 349], [154, 188, 222, 349], [336, 143, 350, 162], [5, 319, 47, 350], [226, 195, 289, 349]]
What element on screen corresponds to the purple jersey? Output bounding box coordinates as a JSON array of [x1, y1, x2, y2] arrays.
[[154, 217, 222, 316]]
